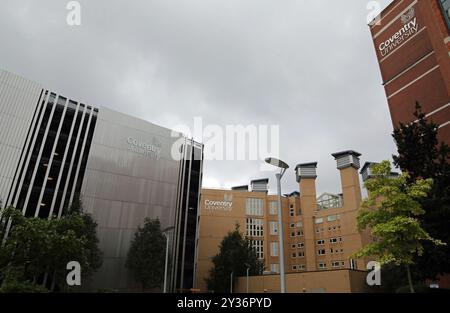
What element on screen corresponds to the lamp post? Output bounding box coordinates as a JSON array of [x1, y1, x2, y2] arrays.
[[162, 226, 175, 293], [265, 157, 289, 293], [244, 262, 250, 293], [230, 271, 233, 293]]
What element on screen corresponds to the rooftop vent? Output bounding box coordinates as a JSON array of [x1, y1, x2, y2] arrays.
[[250, 179, 269, 193], [295, 162, 318, 182], [231, 185, 249, 191], [360, 162, 400, 182], [331, 150, 361, 170], [360, 162, 377, 182]]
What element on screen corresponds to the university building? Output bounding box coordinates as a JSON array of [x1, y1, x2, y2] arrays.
[[0, 69, 203, 292], [196, 150, 373, 293], [369, 0, 450, 144]]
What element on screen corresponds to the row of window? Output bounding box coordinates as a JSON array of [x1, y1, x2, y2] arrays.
[[291, 264, 305, 271], [315, 214, 341, 224], [247, 199, 299, 217], [289, 221, 303, 228], [318, 248, 345, 256], [316, 225, 341, 233], [290, 229, 304, 237], [246, 198, 264, 216], [269, 221, 278, 235], [318, 261, 346, 269], [270, 242, 279, 257], [317, 237, 343, 245], [330, 248, 344, 254], [251, 240, 264, 259], [291, 251, 305, 258], [291, 243, 304, 249], [270, 263, 280, 273], [246, 218, 264, 237]]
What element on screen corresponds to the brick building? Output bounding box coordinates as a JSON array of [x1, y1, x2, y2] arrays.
[[370, 0, 450, 144]]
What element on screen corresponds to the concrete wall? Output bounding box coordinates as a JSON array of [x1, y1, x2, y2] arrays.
[[234, 270, 370, 293]]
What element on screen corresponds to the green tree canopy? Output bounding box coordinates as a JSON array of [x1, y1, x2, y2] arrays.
[[353, 161, 445, 292], [392, 103, 450, 280], [207, 224, 264, 293], [0, 197, 102, 292], [126, 218, 166, 291]]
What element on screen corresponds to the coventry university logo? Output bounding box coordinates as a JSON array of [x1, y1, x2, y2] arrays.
[[401, 7, 415, 25]]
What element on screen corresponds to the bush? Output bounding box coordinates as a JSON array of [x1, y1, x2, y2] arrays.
[[0, 281, 49, 293]]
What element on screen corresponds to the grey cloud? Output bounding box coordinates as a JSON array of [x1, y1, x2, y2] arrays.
[[0, 0, 396, 195]]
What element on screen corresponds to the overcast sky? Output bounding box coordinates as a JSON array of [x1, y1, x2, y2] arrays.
[[0, 0, 397, 195]]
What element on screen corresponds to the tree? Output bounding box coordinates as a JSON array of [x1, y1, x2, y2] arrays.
[[126, 218, 166, 291], [206, 224, 264, 293], [392, 102, 450, 281], [352, 161, 445, 293], [0, 199, 102, 292], [64, 195, 103, 279]]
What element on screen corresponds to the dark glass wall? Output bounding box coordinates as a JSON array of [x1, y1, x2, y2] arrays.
[[9, 91, 97, 219]]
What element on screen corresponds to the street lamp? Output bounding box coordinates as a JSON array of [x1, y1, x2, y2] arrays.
[[162, 226, 175, 293], [230, 271, 233, 293], [264, 157, 289, 293], [244, 262, 250, 293]]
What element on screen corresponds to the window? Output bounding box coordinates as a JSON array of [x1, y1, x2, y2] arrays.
[[350, 259, 357, 269], [251, 240, 264, 259], [270, 264, 280, 273], [327, 214, 337, 222], [317, 249, 326, 256], [297, 251, 305, 258], [291, 253, 296, 258], [318, 262, 327, 269], [315, 217, 323, 224], [269, 221, 278, 235], [269, 201, 278, 215], [297, 221, 303, 227], [290, 223, 295, 228], [339, 237, 343, 242], [297, 243, 304, 248], [290, 232, 295, 238], [439, 0, 450, 31], [291, 244, 296, 249], [330, 248, 334, 253], [331, 261, 341, 268], [315, 227, 323, 234], [289, 204, 294, 209], [292, 265, 297, 270], [246, 218, 264, 237], [298, 264, 305, 271], [289, 208, 295, 217], [330, 238, 337, 244], [297, 229, 303, 237], [317, 239, 325, 245], [246, 198, 264, 216], [270, 242, 279, 257]]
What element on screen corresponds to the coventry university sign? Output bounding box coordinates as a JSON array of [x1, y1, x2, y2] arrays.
[[127, 136, 162, 160]]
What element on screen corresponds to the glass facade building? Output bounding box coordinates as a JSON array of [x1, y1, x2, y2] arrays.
[[0, 69, 203, 292]]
